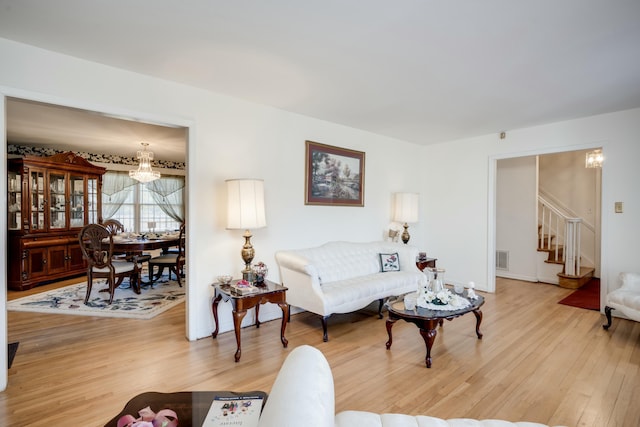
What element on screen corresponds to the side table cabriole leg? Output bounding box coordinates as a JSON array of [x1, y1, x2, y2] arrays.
[[472, 309, 484, 339], [277, 302, 289, 348], [232, 309, 248, 362], [211, 294, 223, 339]]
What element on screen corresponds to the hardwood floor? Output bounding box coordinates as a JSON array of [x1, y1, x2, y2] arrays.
[[3, 278, 639, 426]]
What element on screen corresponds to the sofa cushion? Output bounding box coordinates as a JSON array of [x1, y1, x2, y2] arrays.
[[322, 271, 421, 314], [380, 252, 401, 272], [292, 243, 382, 284]]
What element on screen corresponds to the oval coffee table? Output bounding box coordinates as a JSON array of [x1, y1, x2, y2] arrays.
[[385, 292, 484, 368]]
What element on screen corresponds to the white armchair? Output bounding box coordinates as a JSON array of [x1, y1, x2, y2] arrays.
[[603, 272, 640, 330]]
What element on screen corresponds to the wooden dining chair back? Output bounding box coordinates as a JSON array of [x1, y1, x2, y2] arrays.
[[78, 223, 141, 304], [102, 218, 153, 270], [102, 218, 125, 235], [148, 224, 186, 287]]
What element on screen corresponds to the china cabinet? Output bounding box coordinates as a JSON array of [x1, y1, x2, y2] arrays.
[[7, 152, 105, 290]]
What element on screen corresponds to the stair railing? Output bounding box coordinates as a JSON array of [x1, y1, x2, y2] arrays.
[[538, 195, 582, 276]]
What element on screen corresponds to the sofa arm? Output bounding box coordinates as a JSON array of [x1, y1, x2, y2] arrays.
[[258, 345, 335, 427], [275, 251, 320, 279]]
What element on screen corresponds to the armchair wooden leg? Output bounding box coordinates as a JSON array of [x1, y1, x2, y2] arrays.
[[378, 298, 384, 319], [603, 306, 614, 330]]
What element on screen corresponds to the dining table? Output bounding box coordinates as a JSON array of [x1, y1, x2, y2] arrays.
[[109, 234, 182, 284], [110, 234, 181, 253]]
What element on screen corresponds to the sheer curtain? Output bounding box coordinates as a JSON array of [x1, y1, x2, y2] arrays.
[[102, 171, 137, 219], [145, 176, 185, 223]]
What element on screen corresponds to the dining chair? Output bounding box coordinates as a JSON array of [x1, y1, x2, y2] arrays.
[[102, 218, 125, 235], [148, 224, 185, 287], [102, 218, 152, 273], [78, 223, 141, 304]]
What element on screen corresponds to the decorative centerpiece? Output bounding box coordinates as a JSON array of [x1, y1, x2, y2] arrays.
[[416, 267, 471, 310], [217, 274, 233, 285], [251, 262, 268, 285]]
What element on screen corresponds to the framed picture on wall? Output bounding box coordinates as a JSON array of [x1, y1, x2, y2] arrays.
[[305, 140, 365, 206]]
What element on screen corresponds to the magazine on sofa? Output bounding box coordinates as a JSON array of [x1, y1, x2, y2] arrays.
[[202, 395, 264, 427]]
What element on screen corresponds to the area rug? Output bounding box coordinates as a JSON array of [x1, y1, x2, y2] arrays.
[[7, 279, 185, 320], [558, 278, 600, 311]]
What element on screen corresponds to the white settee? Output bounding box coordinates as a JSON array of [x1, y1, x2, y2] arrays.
[[603, 272, 640, 330], [257, 345, 564, 427], [275, 241, 426, 341]]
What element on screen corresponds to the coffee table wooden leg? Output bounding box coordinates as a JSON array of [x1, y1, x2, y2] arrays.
[[385, 318, 397, 349], [419, 327, 437, 368], [233, 309, 247, 362], [473, 309, 483, 339], [278, 302, 289, 348]]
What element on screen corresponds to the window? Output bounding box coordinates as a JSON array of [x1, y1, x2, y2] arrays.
[[103, 172, 183, 233], [109, 183, 181, 232]]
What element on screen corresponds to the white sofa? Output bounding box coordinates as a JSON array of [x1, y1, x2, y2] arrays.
[[603, 272, 640, 330], [257, 345, 564, 427], [275, 241, 426, 341]]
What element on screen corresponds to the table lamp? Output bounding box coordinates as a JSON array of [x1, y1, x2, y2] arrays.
[[393, 192, 419, 244], [226, 179, 267, 280]]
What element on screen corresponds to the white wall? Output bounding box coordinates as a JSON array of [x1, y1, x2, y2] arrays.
[[2, 37, 640, 392], [0, 38, 428, 390], [496, 156, 538, 281], [422, 109, 640, 298]]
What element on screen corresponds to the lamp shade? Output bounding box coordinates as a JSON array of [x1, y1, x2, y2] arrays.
[[226, 179, 267, 229], [393, 192, 419, 223]]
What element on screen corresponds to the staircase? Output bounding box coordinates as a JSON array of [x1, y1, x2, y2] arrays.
[[537, 197, 595, 289]]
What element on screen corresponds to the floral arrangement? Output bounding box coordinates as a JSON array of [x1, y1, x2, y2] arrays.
[[417, 285, 470, 309], [117, 406, 178, 427], [252, 262, 268, 282], [422, 288, 454, 305], [235, 279, 252, 288]]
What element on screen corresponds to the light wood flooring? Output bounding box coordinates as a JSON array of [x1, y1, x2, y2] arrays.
[[3, 277, 639, 426]]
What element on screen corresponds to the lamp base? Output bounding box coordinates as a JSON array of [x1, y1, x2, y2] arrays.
[[401, 223, 410, 244], [241, 229, 255, 280]]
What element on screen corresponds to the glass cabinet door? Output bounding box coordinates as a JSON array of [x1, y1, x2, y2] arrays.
[[49, 172, 67, 230], [70, 175, 86, 228], [8, 171, 22, 230], [87, 177, 98, 224], [30, 170, 46, 230]]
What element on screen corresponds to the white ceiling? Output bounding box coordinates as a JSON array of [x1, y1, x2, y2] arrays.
[[6, 98, 188, 162], [1, 0, 640, 160]]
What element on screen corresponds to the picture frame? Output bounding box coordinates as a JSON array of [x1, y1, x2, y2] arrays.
[[305, 140, 365, 206]]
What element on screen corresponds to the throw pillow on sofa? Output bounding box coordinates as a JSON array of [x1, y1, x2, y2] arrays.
[[379, 252, 400, 272]]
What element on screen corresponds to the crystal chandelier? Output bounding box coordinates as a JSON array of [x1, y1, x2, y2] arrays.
[[585, 149, 603, 168], [129, 142, 161, 183]]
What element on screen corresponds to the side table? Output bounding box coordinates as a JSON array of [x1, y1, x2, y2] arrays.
[[416, 257, 437, 271], [211, 279, 289, 362]]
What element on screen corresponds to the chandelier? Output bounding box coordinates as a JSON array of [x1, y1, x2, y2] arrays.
[[129, 142, 161, 183], [585, 149, 603, 168]]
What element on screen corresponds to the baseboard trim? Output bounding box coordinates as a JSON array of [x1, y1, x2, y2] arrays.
[[496, 272, 539, 282]]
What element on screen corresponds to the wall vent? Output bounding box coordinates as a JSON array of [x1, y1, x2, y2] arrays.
[[496, 250, 509, 270]]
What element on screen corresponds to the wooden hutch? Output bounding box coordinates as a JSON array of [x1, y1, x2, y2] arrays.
[[7, 152, 106, 290]]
